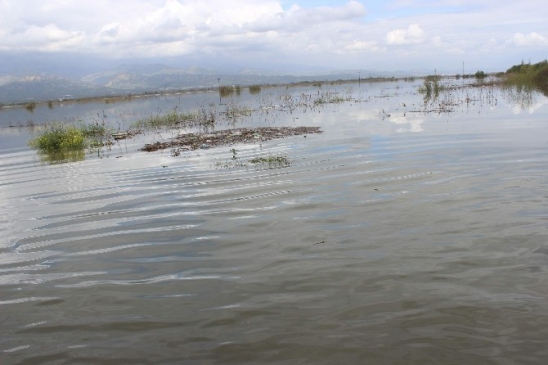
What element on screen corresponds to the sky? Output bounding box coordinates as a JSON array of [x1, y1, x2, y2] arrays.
[[0, 0, 547, 75]]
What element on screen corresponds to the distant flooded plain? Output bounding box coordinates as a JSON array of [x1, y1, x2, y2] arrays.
[[2, 79, 548, 364]]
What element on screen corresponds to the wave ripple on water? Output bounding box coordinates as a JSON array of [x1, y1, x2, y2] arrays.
[[2, 84, 548, 364]]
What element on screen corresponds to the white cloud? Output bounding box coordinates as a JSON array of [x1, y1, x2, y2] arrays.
[[0, 0, 548, 72], [344, 40, 379, 52], [386, 24, 425, 45], [0, 23, 85, 52], [507, 32, 548, 47]]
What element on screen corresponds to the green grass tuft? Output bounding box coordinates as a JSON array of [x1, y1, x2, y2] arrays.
[[28, 123, 86, 153]]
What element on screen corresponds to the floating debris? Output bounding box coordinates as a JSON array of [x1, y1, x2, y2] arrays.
[[141, 126, 322, 152], [111, 132, 128, 140], [112, 131, 141, 140]]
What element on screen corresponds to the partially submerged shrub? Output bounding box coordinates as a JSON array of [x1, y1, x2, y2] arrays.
[[28, 123, 86, 153]]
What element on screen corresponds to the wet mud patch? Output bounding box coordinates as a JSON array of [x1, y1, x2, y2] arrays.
[[141, 126, 323, 153]]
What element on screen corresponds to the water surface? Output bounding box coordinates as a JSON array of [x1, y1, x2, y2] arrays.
[[2, 80, 548, 364]]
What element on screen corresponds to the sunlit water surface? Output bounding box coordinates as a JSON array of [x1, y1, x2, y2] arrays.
[[2, 81, 548, 364]]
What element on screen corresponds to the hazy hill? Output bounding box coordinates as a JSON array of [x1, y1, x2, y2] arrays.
[[0, 75, 121, 104], [0, 63, 379, 104]]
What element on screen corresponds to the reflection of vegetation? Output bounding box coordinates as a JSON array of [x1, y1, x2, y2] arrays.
[[220, 85, 235, 98], [504, 60, 548, 96], [25, 102, 36, 113], [502, 84, 536, 110], [36, 150, 86, 164], [249, 85, 261, 94], [418, 75, 444, 104]]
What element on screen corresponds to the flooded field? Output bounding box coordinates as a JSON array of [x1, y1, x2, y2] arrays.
[[2, 79, 548, 364]]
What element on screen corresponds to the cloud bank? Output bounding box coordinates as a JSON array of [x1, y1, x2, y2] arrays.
[[1, 0, 547, 73]]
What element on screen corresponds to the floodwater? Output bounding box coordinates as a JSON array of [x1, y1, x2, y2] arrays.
[[2, 80, 548, 364]]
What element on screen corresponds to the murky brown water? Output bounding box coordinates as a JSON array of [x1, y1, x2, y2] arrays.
[[2, 80, 548, 364]]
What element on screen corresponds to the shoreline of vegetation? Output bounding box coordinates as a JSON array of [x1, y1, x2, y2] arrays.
[[2, 76, 409, 112], [4, 59, 547, 112], [503, 60, 548, 96], [23, 59, 548, 164]]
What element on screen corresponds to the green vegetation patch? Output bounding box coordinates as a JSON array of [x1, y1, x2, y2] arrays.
[[505, 60, 548, 96], [28, 122, 86, 153]]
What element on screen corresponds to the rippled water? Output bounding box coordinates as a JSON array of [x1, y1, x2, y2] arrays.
[[2, 81, 548, 364]]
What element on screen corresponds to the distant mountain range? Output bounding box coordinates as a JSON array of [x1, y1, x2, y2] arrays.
[[0, 63, 398, 104], [0, 75, 121, 104]]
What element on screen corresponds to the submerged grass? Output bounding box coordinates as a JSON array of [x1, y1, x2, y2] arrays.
[[249, 155, 291, 168], [131, 110, 197, 129], [130, 107, 217, 131]]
